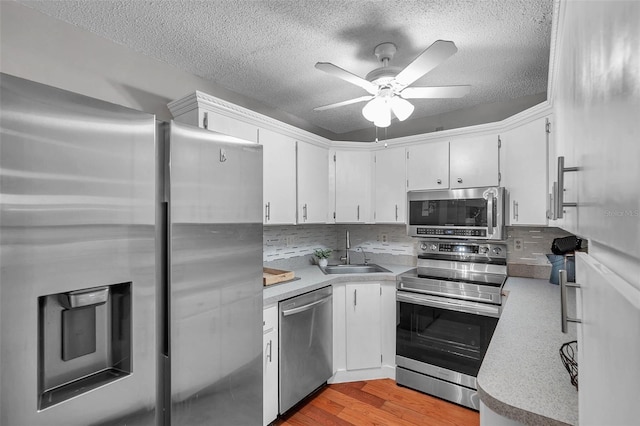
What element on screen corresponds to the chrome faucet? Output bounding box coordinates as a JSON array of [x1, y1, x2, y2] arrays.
[[339, 230, 351, 264], [357, 247, 371, 265]]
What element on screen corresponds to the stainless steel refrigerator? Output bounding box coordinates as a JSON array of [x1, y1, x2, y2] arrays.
[[0, 73, 263, 425], [162, 121, 263, 425]]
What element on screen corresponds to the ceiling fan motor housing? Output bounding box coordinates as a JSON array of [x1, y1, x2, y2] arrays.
[[366, 66, 401, 85], [374, 42, 397, 61]]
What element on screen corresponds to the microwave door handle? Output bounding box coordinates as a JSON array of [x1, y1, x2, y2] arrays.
[[487, 192, 494, 235]]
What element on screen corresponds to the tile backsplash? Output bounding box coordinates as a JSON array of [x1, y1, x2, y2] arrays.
[[504, 226, 585, 279], [263, 224, 416, 265], [505, 226, 580, 264], [263, 224, 585, 279]]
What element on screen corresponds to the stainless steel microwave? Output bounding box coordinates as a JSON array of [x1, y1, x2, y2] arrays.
[[407, 187, 505, 240]]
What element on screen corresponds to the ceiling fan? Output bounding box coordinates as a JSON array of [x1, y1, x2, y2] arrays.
[[314, 40, 470, 128]]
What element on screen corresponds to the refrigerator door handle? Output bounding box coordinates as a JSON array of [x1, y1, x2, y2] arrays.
[[281, 295, 331, 317]]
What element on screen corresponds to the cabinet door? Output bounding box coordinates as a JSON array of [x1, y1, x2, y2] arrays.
[[576, 253, 640, 426], [500, 117, 548, 225], [263, 306, 278, 426], [449, 135, 499, 188], [297, 142, 329, 223], [198, 108, 259, 142], [335, 150, 372, 223], [345, 283, 381, 371], [374, 147, 406, 223], [259, 128, 296, 225], [406, 141, 449, 190]]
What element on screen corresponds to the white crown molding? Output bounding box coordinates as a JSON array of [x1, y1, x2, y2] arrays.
[[366, 100, 552, 150], [546, 0, 565, 108], [169, 82, 554, 151], [167, 90, 331, 148]]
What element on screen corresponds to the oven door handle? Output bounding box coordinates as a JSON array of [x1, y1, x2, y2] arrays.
[[397, 292, 500, 318]]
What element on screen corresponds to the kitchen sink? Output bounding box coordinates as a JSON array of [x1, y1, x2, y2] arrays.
[[318, 264, 391, 275]]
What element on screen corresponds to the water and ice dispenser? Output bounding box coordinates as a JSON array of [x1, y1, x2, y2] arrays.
[[37, 282, 132, 410]]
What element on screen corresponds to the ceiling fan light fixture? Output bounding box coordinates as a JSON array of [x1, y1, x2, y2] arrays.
[[373, 107, 391, 128], [362, 97, 386, 122], [389, 96, 415, 121], [362, 97, 392, 128]]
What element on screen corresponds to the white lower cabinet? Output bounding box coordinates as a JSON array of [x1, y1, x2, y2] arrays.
[[263, 305, 278, 426], [330, 281, 396, 383], [346, 283, 381, 370]]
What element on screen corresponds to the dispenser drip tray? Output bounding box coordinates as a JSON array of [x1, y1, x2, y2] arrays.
[[38, 282, 132, 410]]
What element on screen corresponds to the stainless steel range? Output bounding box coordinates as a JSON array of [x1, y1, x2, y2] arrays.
[[396, 239, 507, 410]]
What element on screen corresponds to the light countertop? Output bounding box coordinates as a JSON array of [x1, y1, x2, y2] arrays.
[[263, 263, 412, 306], [477, 277, 579, 425]]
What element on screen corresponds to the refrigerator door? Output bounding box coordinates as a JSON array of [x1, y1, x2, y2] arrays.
[[0, 74, 157, 425], [167, 121, 263, 425]]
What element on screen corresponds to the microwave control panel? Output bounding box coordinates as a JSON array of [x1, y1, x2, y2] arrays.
[[415, 227, 487, 237]]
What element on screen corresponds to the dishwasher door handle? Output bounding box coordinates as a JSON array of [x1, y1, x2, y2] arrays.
[[281, 295, 332, 317]]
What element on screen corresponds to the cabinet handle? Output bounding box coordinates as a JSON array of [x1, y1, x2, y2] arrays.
[[303, 204, 308, 221], [556, 156, 580, 219], [267, 339, 272, 362], [457, 177, 463, 184], [513, 200, 519, 221], [395, 204, 398, 221], [357, 205, 360, 221], [486, 190, 495, 236], [437, 179, 442, 184], [560, 269, 582, 333], [203, 111, 208, 129], [265, 202, 270, 221], [549, 181, 559, 220], [354, 289, 357, 307]]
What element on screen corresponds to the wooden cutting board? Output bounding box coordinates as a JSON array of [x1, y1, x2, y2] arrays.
[[263, 267, 295, 286]]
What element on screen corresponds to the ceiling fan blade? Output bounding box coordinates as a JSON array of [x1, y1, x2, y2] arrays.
[[394, 40, 458, 87], [315, 62, 379, 95], [313, 95, 374, 111], [400, 85, 471, 99]]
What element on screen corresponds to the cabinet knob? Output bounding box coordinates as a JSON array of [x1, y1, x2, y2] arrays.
[[457, 177, 463, 183], [436, 179, 442, 184]]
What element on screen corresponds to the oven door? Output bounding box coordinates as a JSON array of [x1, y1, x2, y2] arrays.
[[396, 291, 499, 388]]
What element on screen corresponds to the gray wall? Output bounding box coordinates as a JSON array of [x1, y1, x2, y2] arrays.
[[0, 1, 330, 136]]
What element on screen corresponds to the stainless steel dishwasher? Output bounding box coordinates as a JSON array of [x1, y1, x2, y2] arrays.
[[279, 285, 333, 414]]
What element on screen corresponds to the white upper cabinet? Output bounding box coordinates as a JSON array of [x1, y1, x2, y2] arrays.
[[449, 134, 500, 188], [259, 128, 296, 225], [170, 101, 259, 143], [500, 117, 549, 226], [406, 141, 449, 191], [198, 108, 259, 142], [374, 147, 406, 223], [548, 115, 579, 234], [333, 150, 372, 223], [297, 141, 329, 224]]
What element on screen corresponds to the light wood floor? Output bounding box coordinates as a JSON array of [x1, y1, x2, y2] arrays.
[[274, 379, 479, 426]]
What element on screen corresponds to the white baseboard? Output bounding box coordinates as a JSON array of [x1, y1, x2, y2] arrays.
[[328, 365, 395, 384]]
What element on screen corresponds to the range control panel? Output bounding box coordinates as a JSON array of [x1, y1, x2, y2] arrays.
[[418, 240, 507, 259]]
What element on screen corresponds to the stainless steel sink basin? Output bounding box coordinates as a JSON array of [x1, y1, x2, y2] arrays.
[[318, 264, 391, 275]]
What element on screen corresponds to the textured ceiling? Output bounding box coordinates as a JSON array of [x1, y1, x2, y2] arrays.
[[17, 0, 553, 138]]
